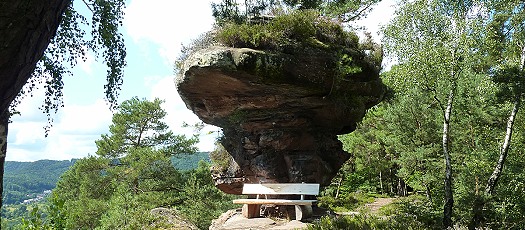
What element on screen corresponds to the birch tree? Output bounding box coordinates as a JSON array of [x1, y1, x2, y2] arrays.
[[469, 1, 525, 227], [383, 0, 472, 227]]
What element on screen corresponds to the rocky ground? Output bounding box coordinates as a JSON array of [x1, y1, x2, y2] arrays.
[[209, 198, 397, 229], [209, 209, 311, 230]]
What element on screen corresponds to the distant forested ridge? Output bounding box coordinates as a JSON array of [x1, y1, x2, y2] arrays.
[[2, 160, 76, 205], [1, 153, 210, 206], [172, 152, 210, 171]]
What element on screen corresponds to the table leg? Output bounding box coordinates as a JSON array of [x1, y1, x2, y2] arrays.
[[295, 205, 313, 220], [242, 204, 261, 218]]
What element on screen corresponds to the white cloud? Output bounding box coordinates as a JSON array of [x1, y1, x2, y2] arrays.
[[351, 0, 398, 42], [7, 97, 113, 162], [124, 0, 215, 64], [77, 50, 95, 75], [54, 100, 112, 135]]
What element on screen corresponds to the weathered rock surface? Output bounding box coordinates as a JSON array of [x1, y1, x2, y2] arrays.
[[176, 46, 384, 194], [209, 209, 310, 230]]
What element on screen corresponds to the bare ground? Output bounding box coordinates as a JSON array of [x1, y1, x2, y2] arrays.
[[364, 197, 396, 213]]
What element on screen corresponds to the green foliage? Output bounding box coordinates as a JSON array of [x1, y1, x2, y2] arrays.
[[323, 1, 525, 229], [11, 0, 127, 128], [2, 160, 74, 205], [216, 10, 358, 51], [283, 0, 322, 9], [171, 152, 211, 171], [95, 97, 198, 158], [321, 0, 382, 22], [209, 143, 233, 172], [210, 0, 382, 24], [2, 204, 44, 229], [491, 66, 525, 101], [2, 152, 219, 229], [212, 0, 246, 25], [337, 53, 362, 75], [308, 213, 427, 230], [217, 22, 281, 49], [43, 98, 238, 229], [379, 195, 442, 229], [318, 192, 374, 212], [177, 161, 238, 229], [52, 157, 235, 229]]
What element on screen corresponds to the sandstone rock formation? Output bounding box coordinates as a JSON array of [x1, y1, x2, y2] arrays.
[[209, 209, 310, 230], [176, 45, 384, 194]]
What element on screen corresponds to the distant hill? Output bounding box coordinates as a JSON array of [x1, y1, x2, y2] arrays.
[[171, 152, 211, 171], [3, 160, 76, 205], [2, 153, 211, 205]]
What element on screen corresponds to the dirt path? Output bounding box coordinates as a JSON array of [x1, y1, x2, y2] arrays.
[[365, 197, 396, 213], [336, 197, 396, 216]]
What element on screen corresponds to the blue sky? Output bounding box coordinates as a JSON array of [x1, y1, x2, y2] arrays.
[[7, 0, 396, 162]]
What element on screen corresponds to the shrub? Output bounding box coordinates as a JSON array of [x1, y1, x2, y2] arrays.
[[215, 10, 359, 52], [271, 10, 317, 41], [315, 16, 358, 47], [209, 143, 233, 172], [308, 214, 427, 230], [318, 192, 375, 212], [174, 31, 217, 74], [378, 195, 442, 229], [216, 23, 281, 49]]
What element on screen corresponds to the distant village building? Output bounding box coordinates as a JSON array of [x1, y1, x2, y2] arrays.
[[21, 190, 52, 204]]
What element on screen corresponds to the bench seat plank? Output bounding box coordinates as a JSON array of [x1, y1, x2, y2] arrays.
[[233, 199, 317, 205], [242, 183, 319, 195]]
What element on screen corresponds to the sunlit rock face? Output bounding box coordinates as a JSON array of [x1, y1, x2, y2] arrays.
[[176, 46, 384, 194]]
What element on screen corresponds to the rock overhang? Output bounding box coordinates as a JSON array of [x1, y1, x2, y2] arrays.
[[176, 45, 385, 194], [176, 46, 384, 133]]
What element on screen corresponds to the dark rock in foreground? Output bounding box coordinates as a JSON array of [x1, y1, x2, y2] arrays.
[[176, 46, 384, 194]]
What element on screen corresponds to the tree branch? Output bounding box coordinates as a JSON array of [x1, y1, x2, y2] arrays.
[[81, 0, 95, 13], [344, 3, 374, 22]]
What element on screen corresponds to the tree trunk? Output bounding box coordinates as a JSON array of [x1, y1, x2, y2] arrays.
[[0, 0, 71, 114], [379, 171, 384, 194], [470, 47, 524, 229], [0, 111, 8, 212], [469, 98, 520, 230], [425, 183, 432, 203], [485, 100, 520, 194], [485, 46, 525, 194], [0, 0, 72, 207], [442, 84, 456, 229], [335, 177, 342, 199], [397, 178, 406, 196], [390, 168, 397, 194]]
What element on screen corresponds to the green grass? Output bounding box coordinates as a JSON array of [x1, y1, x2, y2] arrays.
[[318, 192, 376, 212]]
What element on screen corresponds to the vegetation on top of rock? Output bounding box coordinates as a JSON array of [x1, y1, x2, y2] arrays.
[[216, 10, 359, 52], [174, 2, 383, 79]]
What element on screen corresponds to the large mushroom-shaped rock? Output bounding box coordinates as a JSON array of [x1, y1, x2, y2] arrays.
[[176, 45, 384, 194]]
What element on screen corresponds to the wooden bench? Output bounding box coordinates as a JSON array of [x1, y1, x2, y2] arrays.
[[233, 183, 320, 220]]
